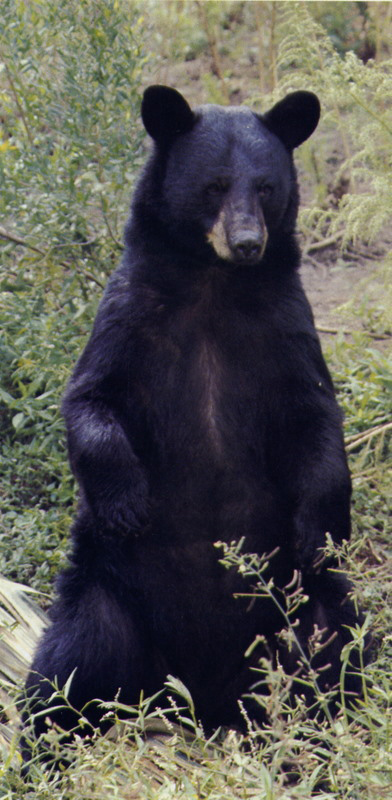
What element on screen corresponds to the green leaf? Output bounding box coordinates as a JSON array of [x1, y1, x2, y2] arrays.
[[11, 412, 25, 430]]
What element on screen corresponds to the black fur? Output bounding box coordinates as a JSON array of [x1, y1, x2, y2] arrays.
[[24, 87, 367, 742]]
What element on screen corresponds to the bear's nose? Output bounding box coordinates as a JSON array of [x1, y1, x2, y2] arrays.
[[232, 234, 263, 264]]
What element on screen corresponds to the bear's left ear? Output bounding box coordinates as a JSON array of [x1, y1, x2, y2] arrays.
[[263, 91, 320, 149], [141, 85, 195, 144]]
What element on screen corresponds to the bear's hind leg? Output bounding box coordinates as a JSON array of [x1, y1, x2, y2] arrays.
[[278, 571, 369, 715], [23, 574, 147, 748]]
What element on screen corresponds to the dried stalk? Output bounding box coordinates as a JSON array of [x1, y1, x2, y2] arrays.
[[345, 421, 392, 452]]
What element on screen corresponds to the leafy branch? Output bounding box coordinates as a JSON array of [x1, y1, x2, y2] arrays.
[[0, 226, 105, 288]]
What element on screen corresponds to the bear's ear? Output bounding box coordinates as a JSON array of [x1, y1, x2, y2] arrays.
[[263, 91, 320, 149], [141, 85, 195, 144]]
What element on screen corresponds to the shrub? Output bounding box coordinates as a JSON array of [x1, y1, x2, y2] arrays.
[[0, 0, 147, 589]]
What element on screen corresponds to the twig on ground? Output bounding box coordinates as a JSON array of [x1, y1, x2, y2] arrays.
[[316, 325, 390, 340], [345, 421, 392, 451], [304, 230, 345, 254], [0, 226, 46, 255]]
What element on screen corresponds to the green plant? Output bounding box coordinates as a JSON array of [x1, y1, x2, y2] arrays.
[[0, 0, 147, 254], [0, 0, 147, 589], [272, 3, 392, 254]]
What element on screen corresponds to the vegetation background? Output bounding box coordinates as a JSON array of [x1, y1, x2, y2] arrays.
[[0, 1, 391, 797]]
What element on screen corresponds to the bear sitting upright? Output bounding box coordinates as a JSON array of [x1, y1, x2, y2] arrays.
[[25, 86, 367, 740]]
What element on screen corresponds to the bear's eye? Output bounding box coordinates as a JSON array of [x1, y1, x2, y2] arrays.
[[256, 183, 273, 199], [205, 180, 229, 198]]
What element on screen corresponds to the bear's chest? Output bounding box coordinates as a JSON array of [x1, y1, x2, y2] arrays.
[[192, 338, 224, 453], [136, 305, 265, 463]]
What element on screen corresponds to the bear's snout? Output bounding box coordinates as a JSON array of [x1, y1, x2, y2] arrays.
[[224, 189, 268, 265], [226, 207, 268, 265], [229, 228, 265, 264], [208, 202, 268, 266]]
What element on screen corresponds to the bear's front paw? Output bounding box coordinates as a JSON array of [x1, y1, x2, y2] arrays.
[[92, 490, 150, 538], [293, 510, 329, 573]]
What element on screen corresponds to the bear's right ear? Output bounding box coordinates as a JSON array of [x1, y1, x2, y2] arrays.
[[141, 85, 195, 144]]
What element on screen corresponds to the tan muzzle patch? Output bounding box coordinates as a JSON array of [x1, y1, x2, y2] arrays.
[[207, 208, 268, 263], [207, 210, 233, 261]]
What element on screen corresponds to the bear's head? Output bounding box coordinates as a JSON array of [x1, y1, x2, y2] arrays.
[[135, 86, 320, 268]]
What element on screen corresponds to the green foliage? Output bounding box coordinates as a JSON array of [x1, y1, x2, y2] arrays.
[[327, 338, 392, 436], [276, 4, 392, 245], [312, 1, 391, 61], [324, 339, 391, 587], [0, 0, 147, 590], [0, 278, 92, 590], [1, 554, 391, 800], [146, 0, 209, 63], [0, 0, 147, 252], [312, 1, 372, 58]]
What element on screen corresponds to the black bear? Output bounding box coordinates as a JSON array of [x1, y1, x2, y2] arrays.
[[25, 86, 367, 742]]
